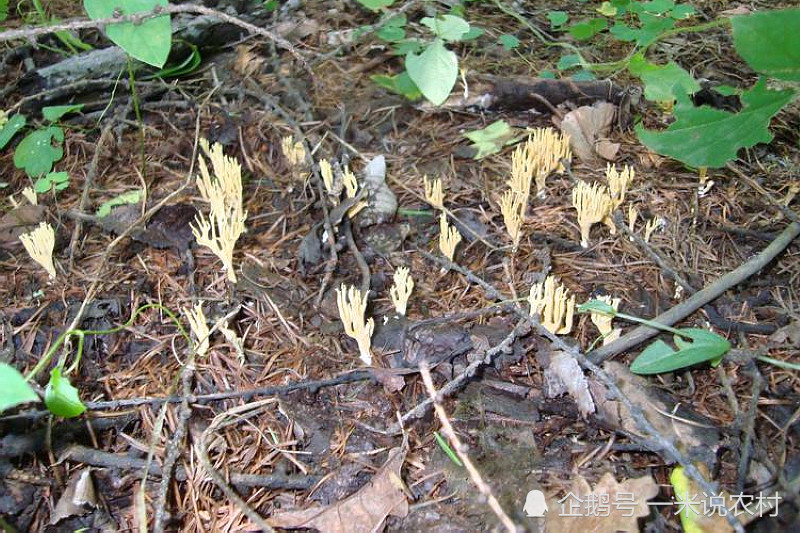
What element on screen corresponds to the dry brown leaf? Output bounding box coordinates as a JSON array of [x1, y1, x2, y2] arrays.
[[768, 320, 800, 345], [589, 362, 720, 464], [269, 446, 409, 532], [0, 204, 46, 250], [545, 472, 659, 533], [559, 103, 619, 162], [543, 351, 595, 417], [50, 469, 97, 524]]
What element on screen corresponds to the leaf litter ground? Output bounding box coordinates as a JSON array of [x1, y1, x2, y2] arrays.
[[1, 1, 799, 532]]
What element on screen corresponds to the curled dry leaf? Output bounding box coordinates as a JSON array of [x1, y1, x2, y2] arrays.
[[269, 446, 409, 532], [357, 155, 398, 228], [589, 362, 720, 465], [545, 472, 659, 533], [559, 102, 620, 162]]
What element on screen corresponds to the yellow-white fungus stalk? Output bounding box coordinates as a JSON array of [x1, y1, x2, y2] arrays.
[[590, 295, 621, 346], [336, 284, 374, 365], [19, 221, 56, 279], [438, 213, 462, 262], [191, 140, 247, 283], [528, 275, 575, 335], [22, 187, 37, 205], [603, 164, 635, 234], [319, 159, 335, 194], [343, 166, 358, 198], [185, 302, 210, 358], [572, 181, 612, 248], [423, 175, 444, 210], [390, 266, 414, 316], [281, 136, 306, 167], [499, 189, 524, 249]]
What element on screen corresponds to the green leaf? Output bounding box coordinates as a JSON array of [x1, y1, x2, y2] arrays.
[[629, 55, 700, 103], [97, 190, 143, 217], [406, 40, 458, 106], [547, 10, 568, 28], [0, 0, 8, 22], [557, 54, 582, 71], [462, 120, 522, 159], [420, 15, 470, 42], [371, 72, 422, 100], [669, 4, 695, 20], [640, 0, 675, 15], [83, 0, 171, 68], [355, 0, 394, 10], [577, 299, 617, 316], [0, 363, 39, 413], [147, 42, 201, 79], [635, 13, 675, 46], [42, 104, 84, 122], [637, 78, 795, 168], [45, 367, 87, 418], [14, 127, 64, 177], [609, 22, 638, 41], [34, 171, 70, 193], [732, 9, 800, 81], [571, 70, 597, 81], [630, 328, 731, 374], [0, 113, 26, 149], [498, 34, 520, 51], [262, 0, 278, 11], [460, 26, 484, 41], [539, 70, 557, 79], [568, 18, 608, 40], [391, 39, 423, 55]]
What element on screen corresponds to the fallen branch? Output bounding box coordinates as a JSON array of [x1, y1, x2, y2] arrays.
[[588, 220, 800, 364]]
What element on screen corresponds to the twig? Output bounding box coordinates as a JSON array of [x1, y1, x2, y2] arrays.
[[387, 319, 529, 434], [195, 400, 277, 533], [726, 163, 800, 224], [343, 217, 370, 294], [419, 362, 521, 533], [612, 211, 777, 335], [737, 363, 763, 494], [0, 4, 311, 79], [588, 221, 800, 364]]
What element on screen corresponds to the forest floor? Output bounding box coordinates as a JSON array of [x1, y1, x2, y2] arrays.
[[1, 1, 799, 532]]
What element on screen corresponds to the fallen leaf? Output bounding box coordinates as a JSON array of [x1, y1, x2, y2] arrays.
[[269, 446, 409, 532], [50, 469, 97, 524], [590, 362, 720, 465], [559, 102, 619, 162], [542, 351, 595, 417], [769, 320, 800, 345], [0, 204, 46, 250], [545, 472, 659, 533]]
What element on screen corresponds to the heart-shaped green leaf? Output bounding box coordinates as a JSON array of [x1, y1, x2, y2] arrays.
[[14, 127, 64, 177], [630, 328, 731, 374], [84, 0, 171, 68], [45, 367, 87, 418], [0, 363, 39, 413], [420, 15, 469, 42], [406, 40, 457, 106], [42, 104, 84, 122]]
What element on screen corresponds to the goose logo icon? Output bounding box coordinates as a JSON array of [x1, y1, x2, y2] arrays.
[[523, 489, 548, 517]]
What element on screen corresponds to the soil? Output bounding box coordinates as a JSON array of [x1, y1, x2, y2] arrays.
[[1, 1, 799, 532]]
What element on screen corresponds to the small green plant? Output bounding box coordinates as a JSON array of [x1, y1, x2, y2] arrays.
[[577, 299, 731, 374], [0, 104, 83, 188], [0, 304, 190, 418], [361, 4, 480, 105], [434, 431, 463, 466]]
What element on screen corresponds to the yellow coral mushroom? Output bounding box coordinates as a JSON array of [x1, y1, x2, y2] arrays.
[[603, 164, 635, 234], [438, 213, 462, 262], [572, 181, 612, 248], [528, 275, 575, 335], [389, 266, 414, 316], [336, 284, 374, 365], [590, 295, 621, 346], [191, 139, 247, 283], [423, 175, 444, 210], [499, 189, 524, 249], [281, 136, 306, 167], [19, 221, 56, 279], [185, 302, 210, 357]]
